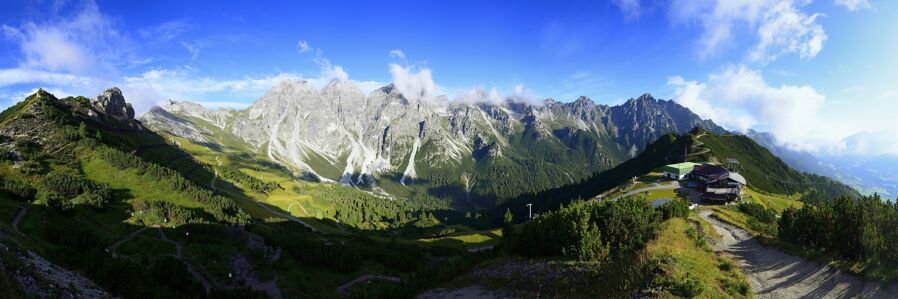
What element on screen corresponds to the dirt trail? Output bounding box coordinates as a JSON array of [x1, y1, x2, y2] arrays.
[[156, 228, 216, 293], [606, 181, 679, 201], [336, 275, 400, 295], [11, 206, 25, 234], [106, 227, 149, 253], [698, 209, 898, 298]]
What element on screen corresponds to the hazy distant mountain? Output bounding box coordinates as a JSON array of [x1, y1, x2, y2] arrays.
[[141, 79, 726, 207], [745, 130, 898, 199]]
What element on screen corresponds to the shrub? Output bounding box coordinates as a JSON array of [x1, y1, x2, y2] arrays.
[[672, 273, 705, 298], [737, 202, 776, 224], [0, 178, 37, 201], [42, 192, 74, 212], [685, 227, 706, 248], [658, 199, 689, 220], [504, 197, 657, 261]]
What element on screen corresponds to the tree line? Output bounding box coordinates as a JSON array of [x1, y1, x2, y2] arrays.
[[96, 146, 250, 224], [41, 171, 113, 210], [215, 166, 280, 194], [291, 184, 448, 230]]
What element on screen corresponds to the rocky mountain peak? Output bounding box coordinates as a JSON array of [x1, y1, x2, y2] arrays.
[[573, 96, 594, 106], [92, 87, 134, 120]]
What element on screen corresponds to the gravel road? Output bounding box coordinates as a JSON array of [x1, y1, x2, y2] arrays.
[[699, 209, 898, 298]]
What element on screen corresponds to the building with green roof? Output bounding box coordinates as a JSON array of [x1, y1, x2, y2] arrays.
[[661, 162, 699, 180]]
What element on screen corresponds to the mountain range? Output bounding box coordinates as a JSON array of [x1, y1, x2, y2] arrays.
[[746, 130, 898, 198], [141, 79, 727, 208]]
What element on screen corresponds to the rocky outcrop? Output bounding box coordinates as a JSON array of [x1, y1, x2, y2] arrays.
[[141, 80, 725, 190], [92, 87, 135, 121]]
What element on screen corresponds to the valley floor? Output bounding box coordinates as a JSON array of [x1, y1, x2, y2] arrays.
[[699, 209, 898, 298]]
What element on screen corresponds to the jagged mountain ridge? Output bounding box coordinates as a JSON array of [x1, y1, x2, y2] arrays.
[[141, 79, 726, 206]]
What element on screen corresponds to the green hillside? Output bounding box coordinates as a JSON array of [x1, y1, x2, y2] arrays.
[[0, 90, 494, 298], [697, 131, 859, 201], [485, 128, 860, 227]]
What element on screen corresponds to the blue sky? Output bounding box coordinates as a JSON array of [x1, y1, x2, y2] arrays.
[[1, 0, 897, 156]]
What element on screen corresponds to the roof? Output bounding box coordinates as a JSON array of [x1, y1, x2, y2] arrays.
[[728, 172, 747, 185], [692, 164, 730, 181], [662, 162, 699, 175]]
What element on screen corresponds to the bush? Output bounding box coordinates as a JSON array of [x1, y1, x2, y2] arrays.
[[0, 178, 37, 201], [672, 273, 705, 298], [737, 202, 776, 223], [42, 192, 74, 212], [685, 227, 706, 248], [505, 197, 658, 261], [658, 199, 689, 220], [72, 189, 111, 209]]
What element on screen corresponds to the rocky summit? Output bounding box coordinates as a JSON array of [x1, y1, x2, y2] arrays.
[[92, 87, 135, 121]]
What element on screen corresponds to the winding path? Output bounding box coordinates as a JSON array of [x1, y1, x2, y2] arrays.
[[156, 228, 215, 293], [605, 181, 679, 202], [698, 209, 898, 298], [106, 227, 149, 253], [11, 206, 26, 234], [336, 275, 401, 295]]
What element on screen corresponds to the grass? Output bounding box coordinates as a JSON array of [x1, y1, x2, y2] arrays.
[[743, 188, 803, 213], [117, 235, 177, 256], [646, 217, 751, 298], [416, 228, 502, 248]]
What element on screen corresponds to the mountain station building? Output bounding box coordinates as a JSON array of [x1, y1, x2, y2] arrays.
[[661, 162, 699, 180], [661, 162, 747, 204]]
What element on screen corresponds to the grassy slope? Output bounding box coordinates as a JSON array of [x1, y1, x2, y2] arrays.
[[647, 217, 750, 298]]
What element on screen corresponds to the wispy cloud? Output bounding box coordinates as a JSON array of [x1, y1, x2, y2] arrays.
[[876, 89, 897, 100], [139, 19, 193, 41], [297, 40, 311, 53], [180, 41, 204, 60], [613, 0, 642, 20], [668, 0, 826, 65], [834, 0, 870, 11], [389, 49, 406, 60]]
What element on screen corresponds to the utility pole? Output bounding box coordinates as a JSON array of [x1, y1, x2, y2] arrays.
[[526, 203, 533, 220]]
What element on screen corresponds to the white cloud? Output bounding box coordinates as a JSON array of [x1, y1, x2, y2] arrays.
[[834, 0, 870, 11], [454, 87, 504, 105], [389, 49, 406, 59], [613, 0, 642, 20], [668, 66, 827, 151], [294, 40, 358, 89], [668, 0, 826, 64], [389, 63, 438, 104], [1, 0, 133, 78], [0, 68, 96, 87], [832, 130, 898, 157], [297, 40, 311, 53], [121, 67, 304, 113], [748, 2, 826, 64]]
